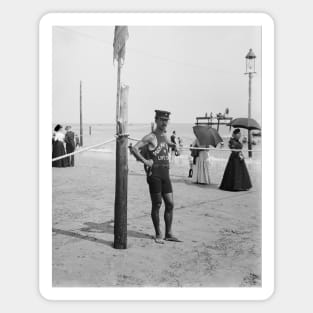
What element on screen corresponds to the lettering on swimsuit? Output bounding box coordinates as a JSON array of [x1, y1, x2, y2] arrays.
[[157, 155, 169, 161], [152, 142, 169, 160]]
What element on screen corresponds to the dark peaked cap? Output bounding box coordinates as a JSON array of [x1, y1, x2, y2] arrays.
[[155, 110, 171, 120]]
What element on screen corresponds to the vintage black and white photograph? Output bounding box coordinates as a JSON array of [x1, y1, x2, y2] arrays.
[[40, 13, 274, 300]]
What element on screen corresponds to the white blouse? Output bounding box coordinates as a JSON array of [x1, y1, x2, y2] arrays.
[[53, 131, 65, 142]]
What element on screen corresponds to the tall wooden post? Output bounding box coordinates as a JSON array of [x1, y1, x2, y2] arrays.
[[79, 80, 83, 147], [248, 73, 252, 158], [114, 58, 129, 249]]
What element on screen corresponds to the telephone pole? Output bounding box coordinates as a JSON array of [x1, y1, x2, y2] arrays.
[[79, 80, 83, 147]]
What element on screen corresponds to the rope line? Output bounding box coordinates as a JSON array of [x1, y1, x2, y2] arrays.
[[52, 134, 261, 163], [52, 138, 116, 162], [128, 137, 261, 153]]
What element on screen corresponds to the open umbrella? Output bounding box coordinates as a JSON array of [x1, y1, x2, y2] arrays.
[[193, 125, 223, 147], [229, 117, 261, 131]]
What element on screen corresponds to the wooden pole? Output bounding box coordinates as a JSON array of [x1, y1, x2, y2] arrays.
[[115, 61, 121, 135], [248, 73, 252, 158], [114, 58, 129, 249], [79, 80, 83, 147], [89, 125, 91, 136]]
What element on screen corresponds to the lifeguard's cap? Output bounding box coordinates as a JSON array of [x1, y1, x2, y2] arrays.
[[155, 110, 171, 120]]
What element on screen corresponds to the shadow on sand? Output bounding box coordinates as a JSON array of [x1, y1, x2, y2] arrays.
[[52, 228, 113, 247], [53, 220, 153, 248], [80, 220, 153, 240]]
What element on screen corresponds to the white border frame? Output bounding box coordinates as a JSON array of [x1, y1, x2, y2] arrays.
[[39, 13, 274, 301]]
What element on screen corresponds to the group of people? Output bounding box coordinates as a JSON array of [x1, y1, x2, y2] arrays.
[[130, 110, 252, 244], [189, 128, 252, 191], [52, 124, 78, 168], [51, 112, 252, 245]]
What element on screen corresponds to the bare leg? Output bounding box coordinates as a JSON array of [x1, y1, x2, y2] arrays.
[[162, 193, 181, 242], [150, 193, 164, 244]]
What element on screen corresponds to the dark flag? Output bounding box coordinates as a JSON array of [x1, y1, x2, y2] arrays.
[[113, 26, 129, 63]]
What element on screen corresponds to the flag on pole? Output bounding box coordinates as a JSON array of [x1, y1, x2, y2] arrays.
[[113, 26, 129, 63]]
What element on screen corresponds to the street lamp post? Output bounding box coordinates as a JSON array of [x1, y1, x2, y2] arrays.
[[245, 49, 256, 158]]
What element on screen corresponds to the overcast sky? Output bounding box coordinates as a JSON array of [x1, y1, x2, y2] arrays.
[[53, 26, 261, 124]]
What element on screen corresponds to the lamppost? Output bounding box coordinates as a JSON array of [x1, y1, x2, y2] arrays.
[[245, 48, 256, 158]]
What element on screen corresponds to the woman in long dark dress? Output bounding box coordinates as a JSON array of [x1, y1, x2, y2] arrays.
[[52, 124, 68, 168], [219, 128, 252, 191]]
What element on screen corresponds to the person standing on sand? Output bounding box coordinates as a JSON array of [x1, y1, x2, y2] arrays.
[[191, 138, 211, 185], [131, 110, 181, 244], [219, 128, 252, 191], [170, 130, 177, 161], [74, 134, 80, 148], [52, 124, 68, 168], [188, 144, 194, 178], [64, 125, 76, 167]]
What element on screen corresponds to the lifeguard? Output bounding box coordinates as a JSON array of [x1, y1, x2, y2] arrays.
[[131, 110, 181, 244]]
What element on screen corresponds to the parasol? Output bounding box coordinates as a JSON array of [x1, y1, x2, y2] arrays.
[[229, 117, 261, 131], [193, 125, 223, 147]]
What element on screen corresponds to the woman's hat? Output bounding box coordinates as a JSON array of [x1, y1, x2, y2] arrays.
[[54, 124, 62, 132]]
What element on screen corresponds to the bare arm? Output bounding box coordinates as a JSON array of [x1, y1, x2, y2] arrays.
[[131, 133, 154, 167]]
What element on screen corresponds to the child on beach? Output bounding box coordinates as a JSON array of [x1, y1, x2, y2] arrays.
[[188, 144, 194, 178]]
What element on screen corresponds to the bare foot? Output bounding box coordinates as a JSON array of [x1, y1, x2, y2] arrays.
[[164, 234, 182, 242], [154, 234, 164, 244]]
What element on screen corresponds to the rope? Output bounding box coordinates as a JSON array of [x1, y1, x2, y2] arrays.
[[179, 146, 262, 153], [129, 137, 140, 142], [52, 135, 261, 163], [52, 138, 116, 162], [115, 133, 129, 138], [128, 137, 261, 153]]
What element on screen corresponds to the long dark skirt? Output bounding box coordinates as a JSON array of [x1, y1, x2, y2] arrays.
[[219, 152, 252, 191], [52, 141, 68, 167]]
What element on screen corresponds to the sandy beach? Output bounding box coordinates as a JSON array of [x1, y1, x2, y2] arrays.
[[52, 143, 262, 287]]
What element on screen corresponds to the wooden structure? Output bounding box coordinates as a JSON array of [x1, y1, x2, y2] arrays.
[[195, 113, 233, 132], [113, 26, 129, 249], [113, 64, 129, 249]]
